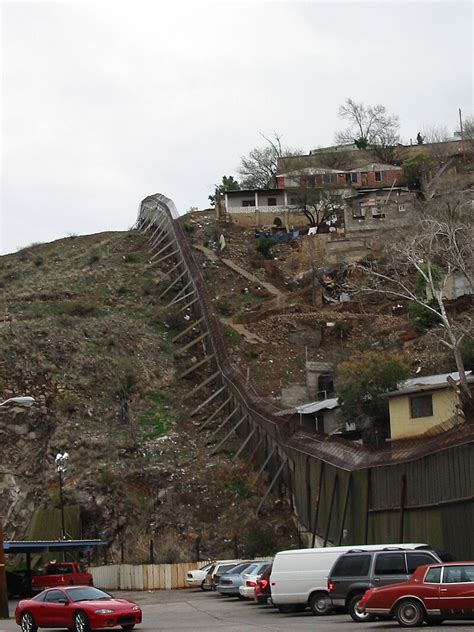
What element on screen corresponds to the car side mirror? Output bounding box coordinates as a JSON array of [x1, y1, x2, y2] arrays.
[[58, 599, 68, 605]]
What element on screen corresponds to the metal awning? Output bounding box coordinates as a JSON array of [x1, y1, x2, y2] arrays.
[[4, 539, 106, 554]]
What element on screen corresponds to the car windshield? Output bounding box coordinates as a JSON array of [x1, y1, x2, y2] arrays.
[[67, 587, 112, 602]]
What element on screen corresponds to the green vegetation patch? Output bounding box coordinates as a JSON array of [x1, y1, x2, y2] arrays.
[[138, 391, 174, 439], [223, 325, 242, 346]]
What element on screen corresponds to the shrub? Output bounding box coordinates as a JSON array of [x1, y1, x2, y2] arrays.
[[273, 217, 283, 227], [256, 237, 276, 259], [122, 252, 140, 263], [408, 301, 442, 330], [56, 391, 80, 414], [89, 253, 100, 264], [34, 255, 44, 267]]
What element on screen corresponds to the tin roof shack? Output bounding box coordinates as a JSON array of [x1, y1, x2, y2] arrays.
[[345, 187, 415, 234], [296, 398, 340, 434], [385, 372, 474, 441]]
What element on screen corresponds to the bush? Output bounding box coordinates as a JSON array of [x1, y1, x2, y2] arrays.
[[256, 237, 277, 259], [34, 255, 44, 267], [56, 391, 80, 414], [408, 301, 441, 330], [273, 217, 283, 227]]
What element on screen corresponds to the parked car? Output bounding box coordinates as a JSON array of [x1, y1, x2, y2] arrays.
[[254, 563, 273, 605], [7, 570, 38, 598], [270, 543, 431, 615], [202, 560, 242, 591], [185, 562, 215, 590], [239, 562, 272, 600], [359, 562, 474, 627], [216, 562, 262, 597], [327, 547, 442, 622], [31, 562, 93, 592], [15, 585, 142, 632]]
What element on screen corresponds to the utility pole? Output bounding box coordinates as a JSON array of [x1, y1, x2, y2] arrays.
[[459, 108, 467, 163], [0, 517, 9, 619]]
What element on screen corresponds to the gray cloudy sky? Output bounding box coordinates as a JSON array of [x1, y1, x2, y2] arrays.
[[1, 1, 472, 254]]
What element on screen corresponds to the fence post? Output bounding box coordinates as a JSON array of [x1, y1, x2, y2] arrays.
[[150, 540, 155, 565]]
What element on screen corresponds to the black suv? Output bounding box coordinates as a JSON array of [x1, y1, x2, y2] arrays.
[[327, 547, 442, 622]]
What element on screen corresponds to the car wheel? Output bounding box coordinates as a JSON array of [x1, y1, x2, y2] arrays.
[[277, 603, 297, 614], [121, 626, 135, 631], [20, 612, 38, 632], [200, 579, 210, 591], [309, 591, 332, 615], [348, 594, 375, 623], [74, 611, 91, 632], [396, 599, 425, 628]]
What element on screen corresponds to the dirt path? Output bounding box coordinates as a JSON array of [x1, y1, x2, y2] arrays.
[[194, 244, 284, 301]]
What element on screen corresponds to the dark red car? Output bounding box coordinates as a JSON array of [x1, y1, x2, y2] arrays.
[[359, 562, 474, 627], [254, 563, 272, 605], [15, 585, 142, 632]]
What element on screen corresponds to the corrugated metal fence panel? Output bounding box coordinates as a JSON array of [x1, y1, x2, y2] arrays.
[[90, 562, 207, 591]]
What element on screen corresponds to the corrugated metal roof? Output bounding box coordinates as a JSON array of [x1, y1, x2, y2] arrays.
[[385, 372, 474, 397], [296, 398, 339, 414], [348, 163, 402, 172]]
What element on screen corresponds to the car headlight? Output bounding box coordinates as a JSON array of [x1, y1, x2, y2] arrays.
[[94, 609, 114, 614], [132, 605, 141, 611]]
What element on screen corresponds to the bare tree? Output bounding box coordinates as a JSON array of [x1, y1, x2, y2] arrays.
[[455, 115, 474, 140], [237, 132, 302, 189], [354, 198, 473, 412], [422, 124, 450, 144], [335, 98, 400, 151], [289, 185, 346, 229]]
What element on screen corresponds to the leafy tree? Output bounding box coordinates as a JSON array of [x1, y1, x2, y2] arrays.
[[337, 351, 410, 443], [209, 175, 240, 206], [335, 99, 401, 161], [402, 153, 434, 190], [237, 132, 302, 189]]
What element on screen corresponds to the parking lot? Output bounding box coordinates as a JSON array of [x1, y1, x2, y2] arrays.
[[2, 589, 473, 631]]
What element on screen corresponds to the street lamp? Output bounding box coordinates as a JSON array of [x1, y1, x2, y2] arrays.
[[55, 452, 69, 540], [0, 395, 35, 619]]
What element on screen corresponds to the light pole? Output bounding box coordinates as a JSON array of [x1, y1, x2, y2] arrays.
[[55, 452, 69, 540], [0, 395, 35, 619]]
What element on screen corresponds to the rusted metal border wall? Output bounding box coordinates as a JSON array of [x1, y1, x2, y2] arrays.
[[136, 194, 474, 559]]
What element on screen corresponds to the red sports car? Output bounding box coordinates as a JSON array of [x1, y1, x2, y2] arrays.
[[15, 585, 142, 632], [359, 562, 474, 627]]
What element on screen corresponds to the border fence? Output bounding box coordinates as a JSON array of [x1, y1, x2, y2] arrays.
[[136, 193, 474, 559]]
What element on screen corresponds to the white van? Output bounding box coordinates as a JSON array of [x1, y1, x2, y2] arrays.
[[270, 543, 431, 614]]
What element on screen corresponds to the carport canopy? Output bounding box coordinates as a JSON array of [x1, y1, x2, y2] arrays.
[[4, 539, 106, 554]]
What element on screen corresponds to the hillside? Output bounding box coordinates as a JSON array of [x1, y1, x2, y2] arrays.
[[0, 231, 298, 564]]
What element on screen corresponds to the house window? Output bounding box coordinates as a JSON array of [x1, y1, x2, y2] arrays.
[[323, 174, 333, 184], [242, 200, 255, 207], [398, 204, 406, 212], [375, 171, 382, 182], [305, 176, 315, 187], [352, 206, 366, 219], [371, 207, 385, 219], [410, 394, 433, 418], [267, 197, 277, 206], [350, 173, 358, 183]]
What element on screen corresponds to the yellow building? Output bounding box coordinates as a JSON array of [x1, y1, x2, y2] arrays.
[[386, 372, 473, 440]]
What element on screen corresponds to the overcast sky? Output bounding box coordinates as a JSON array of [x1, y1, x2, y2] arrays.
[[1, 1, 472, 254]]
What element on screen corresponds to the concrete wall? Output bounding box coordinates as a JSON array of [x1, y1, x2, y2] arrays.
[[388, 389, 459, 440], [345, 191, 414, 234]]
